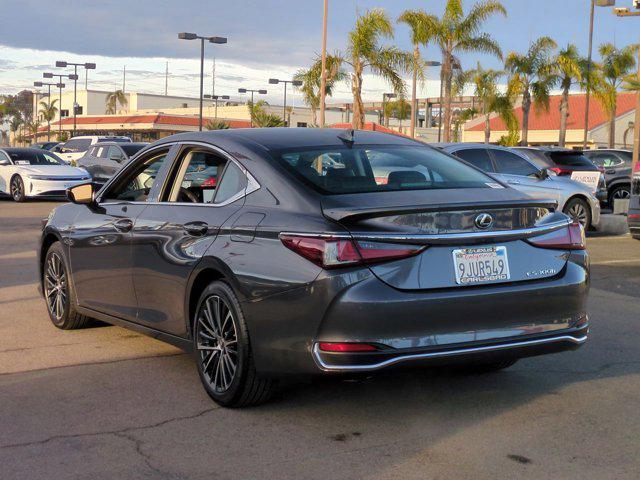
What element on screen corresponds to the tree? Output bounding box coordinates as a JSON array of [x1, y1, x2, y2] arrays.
[[39, 99, 59, 141], [458, 62, 504, 143], [505, 36, 557, 145], [339, 9, 412, 129], [25, 119, 41, 143], [431, 0, 506, 142], [205, 119, 230, 130], [105, 90, 128, 114], [9, 116, 22, 146], [398, 9, 438, 137], [555, 44, 584, 147], [592, 43, 637, 148], [294, 54, 346, 126], [384, 98, 411, 130], [248, 101, 285, 128]]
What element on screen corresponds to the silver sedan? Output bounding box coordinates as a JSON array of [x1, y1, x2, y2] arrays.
[[435, 143, 601, 230]]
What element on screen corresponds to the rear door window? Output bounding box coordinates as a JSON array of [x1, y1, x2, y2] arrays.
[[491, 150, 539, 176], [549, 152, 595, 167], [453, 148, 495, 173]]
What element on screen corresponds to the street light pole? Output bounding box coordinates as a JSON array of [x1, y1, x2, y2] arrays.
[[269, 78, 303, 126], [44, 72, 73, 140], [55, 61, 96, 138], [204, 95, 230, 120], [238, 88, 267, 127], [319, 0, 328, 127], [178, 32, 228, 132], [34, 81, 60, 141]]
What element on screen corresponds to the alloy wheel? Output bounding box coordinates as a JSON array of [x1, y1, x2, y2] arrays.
[[10, 177, 22, 201], [44, 253, 67, 320], [196, 295, 238, 393], [612, 188, 630, 200], [567, 203, 588, 227]]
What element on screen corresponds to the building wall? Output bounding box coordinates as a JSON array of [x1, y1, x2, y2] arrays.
[[589, 111, 635, 149]]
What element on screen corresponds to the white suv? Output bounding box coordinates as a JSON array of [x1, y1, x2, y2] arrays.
[[58, 136, 131, 165]]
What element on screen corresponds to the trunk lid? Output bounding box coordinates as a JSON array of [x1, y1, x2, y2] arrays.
[[321, 189, 569, 291]]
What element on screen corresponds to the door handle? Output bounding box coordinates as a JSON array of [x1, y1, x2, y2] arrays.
[[184, 221, 209, 237], [113, 218, 133, 233]]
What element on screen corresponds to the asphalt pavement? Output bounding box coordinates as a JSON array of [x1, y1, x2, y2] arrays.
[[1, 200, 639, 480]]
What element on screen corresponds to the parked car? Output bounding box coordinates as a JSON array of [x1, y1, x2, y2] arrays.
[[77, 142, 148, 185], [57, 135, 131, 165], [436, 143, 601, 230], [582, 149, 633, 205], [629, 162, 640, 240], [39, 129, 589, 407], [31, 141, 62, 151], [0, 148, 91, 202], [514, 147, 607, 202]]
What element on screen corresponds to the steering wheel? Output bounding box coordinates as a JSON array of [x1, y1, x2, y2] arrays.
[[177, 187, 199, 203]]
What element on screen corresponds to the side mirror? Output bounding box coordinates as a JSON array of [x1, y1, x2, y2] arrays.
[[536, 168, 550, 180], [67, 183, 95, 205]]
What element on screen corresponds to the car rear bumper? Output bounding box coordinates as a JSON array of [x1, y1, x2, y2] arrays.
[[245, 251, 590, 375]]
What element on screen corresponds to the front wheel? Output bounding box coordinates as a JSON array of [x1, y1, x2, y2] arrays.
[[563, 198, 592, 230], [10, 176, 26, 202], [193, 281, 274, 407], [608, 184, 631, 206]]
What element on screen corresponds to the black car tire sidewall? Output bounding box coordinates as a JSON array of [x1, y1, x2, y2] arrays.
[[193, 281, 250, 406], [44, 243, 72, 328], [563, 198, 592, 230], [11, 176, 26, 202]]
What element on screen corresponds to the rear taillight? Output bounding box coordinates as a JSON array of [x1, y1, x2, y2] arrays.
[[549, 167, 572, 176], [526, 222, 585, 250], [202, 177, 217, 187], [374, 177, 388, 185], [318, 342, 379, 352], [280, 235, 425, 269]]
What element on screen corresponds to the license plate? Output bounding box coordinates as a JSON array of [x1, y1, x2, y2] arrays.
[[453, 246, 510, 285]]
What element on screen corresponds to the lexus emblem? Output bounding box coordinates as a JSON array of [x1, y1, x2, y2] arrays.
[[474, 213, 493, 229]]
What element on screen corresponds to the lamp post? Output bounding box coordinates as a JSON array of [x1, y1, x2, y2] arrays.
[[204, 94, 230, 120], [319, 0, 329, 127], [410, 61, 441, 138], [584, 1, 617, 149], [238, 88, 267, 127], [178, 32, 227, 131], [55, 61, 96, 137], [44, 72, 73, 140], [612, 4, 640, 174], [268, 78, 303, 126], [34, 81, 64, 141], [381, 92, 396, 127]]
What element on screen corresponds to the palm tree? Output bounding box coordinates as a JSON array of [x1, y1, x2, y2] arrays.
[[248, 101, 285, 128], [431, 0, 506, 142], [205, 119, 230, 130], [555, 44, 583, 147], [505, 36, 557, 145], [39, 99, 58, 142], [24, 119, 41, 144], [592, 43, 637, 148], [385, 98, 411, 131], [458, 62, 504, 143], [9, 116, 22, 146], [105, 90, 128, 114], [338, 9, 413, 129], [294, 54, 346, 126], [398, 9, 438, 137]]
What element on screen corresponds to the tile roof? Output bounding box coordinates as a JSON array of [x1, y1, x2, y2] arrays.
[[44, 114, 251, 130], [467, 92, 636, 132]]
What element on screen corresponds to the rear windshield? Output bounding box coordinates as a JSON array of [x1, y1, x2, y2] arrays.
[[7, 150, 63, 166], [273, 145, 496, 195], [547, 152, 595, 167]]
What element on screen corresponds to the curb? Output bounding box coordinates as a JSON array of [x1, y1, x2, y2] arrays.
[[596, 214, 630, 236]]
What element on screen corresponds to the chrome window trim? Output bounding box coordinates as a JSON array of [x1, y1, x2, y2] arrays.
[[280, 219, 571, 245], [312, 334, 588, 372], [96, 140, 260, 208]]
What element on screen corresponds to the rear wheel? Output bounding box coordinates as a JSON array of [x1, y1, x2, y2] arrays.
[[563, 198, 591, 229], [608, 184, 631, 206], [193, 281, 274, 407], [10, 176, 26, 202], [43, 242, 91, 329]]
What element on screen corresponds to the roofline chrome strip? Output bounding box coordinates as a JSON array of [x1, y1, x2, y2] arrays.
[[312, 334, 588, 372], [280, 219, 571, 244]]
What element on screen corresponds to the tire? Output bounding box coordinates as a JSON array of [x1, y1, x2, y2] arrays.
[[10, 175, 26, 202], [193, 281, 274, 407], [43, 242, 91, 329], [608, 184, 631, 206], [563, 197, 592, 230], [458, 358, 518, 374]]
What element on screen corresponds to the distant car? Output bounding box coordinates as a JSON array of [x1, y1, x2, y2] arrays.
[[57, 135, 132, 165], [629, 162, 640, 240], [31, 141, 62, 151], [436, 143, 601, 230], [514, 147, 607, 202], [77, 142, 148, 185], [0, 148, 91, 202], [582, 149, 633, 205]]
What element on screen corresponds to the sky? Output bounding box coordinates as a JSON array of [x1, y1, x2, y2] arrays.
[[0, 0, 637, 106]]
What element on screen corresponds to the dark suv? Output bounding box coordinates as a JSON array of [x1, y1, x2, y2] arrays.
[[514, 147, 607, 202], [77, 142, 148, 185], [582, 149, 632, 205]]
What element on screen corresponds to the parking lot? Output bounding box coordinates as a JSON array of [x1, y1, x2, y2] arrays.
[[1, 200, 639, 480]]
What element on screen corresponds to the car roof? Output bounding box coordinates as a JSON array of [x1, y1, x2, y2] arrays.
[[433, 142, 520, 153], [1, 147, 51, 154], [94, 141, 148, 147], [154, 128, 422, 151]]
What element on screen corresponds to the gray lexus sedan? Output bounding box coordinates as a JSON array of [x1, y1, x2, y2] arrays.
[[38, 129, 590, 407]]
